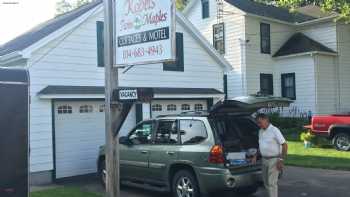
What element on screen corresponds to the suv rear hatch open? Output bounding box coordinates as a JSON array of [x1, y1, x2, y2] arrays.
[[208, 96, 292, 172]]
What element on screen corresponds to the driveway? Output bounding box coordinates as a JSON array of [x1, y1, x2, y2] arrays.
[[47, 166, 350, 197]]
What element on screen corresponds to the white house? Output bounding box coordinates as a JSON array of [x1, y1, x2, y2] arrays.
[[0, 1, 231, 184], [185, 0, 350, 116]]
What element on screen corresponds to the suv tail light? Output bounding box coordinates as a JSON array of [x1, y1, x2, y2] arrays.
[[209, 145, 225, 164]]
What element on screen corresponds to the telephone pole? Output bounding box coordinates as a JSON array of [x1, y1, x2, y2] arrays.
[[104, 0, 120, 196]]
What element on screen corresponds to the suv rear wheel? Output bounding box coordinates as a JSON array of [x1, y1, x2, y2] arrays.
[[334, 133, 350, 151], [172, 170, 200, 197]]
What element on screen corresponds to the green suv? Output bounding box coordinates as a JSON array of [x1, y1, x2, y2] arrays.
[[97, 96, 291, 197]]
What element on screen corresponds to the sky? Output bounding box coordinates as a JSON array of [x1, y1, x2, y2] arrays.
[[0, 0, 76, 45]]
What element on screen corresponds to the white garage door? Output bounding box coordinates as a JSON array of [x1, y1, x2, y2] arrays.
[[151, 100, 207, 118], [54, 101, 105, 179]]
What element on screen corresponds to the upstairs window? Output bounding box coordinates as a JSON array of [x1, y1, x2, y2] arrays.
[[213, 23, 225, 55], [281, 73, 296, 100], [96, 21, 104, 67], [201, 0, 210, 19], [79, 105, 93, 113], [163, 33, 184, 72], [260, 23, 271, 54], [57, 105, 72, 114], [260, 74, 273, 95]]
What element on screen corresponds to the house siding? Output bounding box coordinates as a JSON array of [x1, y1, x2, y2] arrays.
[[337, 23, 350, 112], [273, 56, 316, 116], [27, 10, 225, 173], [314, 55, 337, 114], [186, 0, 245, 97], [244, 16, 295, 95]]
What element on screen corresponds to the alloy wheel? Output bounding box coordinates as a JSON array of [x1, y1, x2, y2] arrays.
[[176, 177, 194, 197], [336, 134, 350, 151]]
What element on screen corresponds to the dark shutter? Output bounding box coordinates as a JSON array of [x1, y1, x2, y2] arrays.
[[281, 73, 296, 100], [136, 103, 143, 124], [260, 73, 273, 95], [201, 0, 209, 19], [260, 23, 271, 54], [163, 33, 184, 72], [96, 21, 104, 67], [223, 74, 228, 99]]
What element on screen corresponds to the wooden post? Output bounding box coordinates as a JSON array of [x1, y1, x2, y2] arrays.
[[104, 0, 120, 196]]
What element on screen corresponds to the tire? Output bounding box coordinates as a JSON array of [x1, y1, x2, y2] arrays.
[[235, 185, 259, 196], [98, 159, 106, 187], [333, 133, 350, 151], [172, 170, 200, 197]]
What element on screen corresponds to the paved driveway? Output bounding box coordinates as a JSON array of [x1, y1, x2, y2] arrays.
[[56, 166, 350, 197]]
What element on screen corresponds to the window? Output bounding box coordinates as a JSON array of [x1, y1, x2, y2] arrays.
[[260, 74, 273, 95], [167, 104, 177, 111], [152, 104, 162, 112], [163, 33, 184, 72], [79, 105, 93, 113], [260, 23, 271, 54], [99, 104, 105, 112], [96, 21, 104, 67], [180, 120, 207, 145], [194, 104, 203, 111], [155, 120, 178, 144], [281, 73, 296, 100], [129, 121, 153, 145], [181, 104, 190, 111], [57, 105, 72, 114], [201, 0, 209, 19], [213, 23, 225, 54]]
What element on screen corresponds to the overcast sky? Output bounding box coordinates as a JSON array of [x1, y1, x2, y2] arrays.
[[0, 0, 77, 45]]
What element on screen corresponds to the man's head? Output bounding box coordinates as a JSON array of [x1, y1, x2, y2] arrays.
[[256, 113, 270, 129]]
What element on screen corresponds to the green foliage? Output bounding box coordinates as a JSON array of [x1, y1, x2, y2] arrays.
[[56, 0, 93, 16], [300, 131, 315, 142], [256, 0, 350, 22], [269, 113, 309, 130], [176, 0, 189, 10]]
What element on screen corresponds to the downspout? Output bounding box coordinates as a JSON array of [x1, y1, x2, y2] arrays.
[[312, 53, 318, 114], [335, 24, 341, 113], [239, 39, 247, 96]]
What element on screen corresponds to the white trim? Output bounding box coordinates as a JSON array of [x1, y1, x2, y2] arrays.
[[273, 51, 337, 60], [176, 12, 232, 71], [0, 81, 28, 85]]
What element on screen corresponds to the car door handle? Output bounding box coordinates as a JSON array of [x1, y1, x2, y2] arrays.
[[141, 150, 148, 154], [166, 151, 175, 155]]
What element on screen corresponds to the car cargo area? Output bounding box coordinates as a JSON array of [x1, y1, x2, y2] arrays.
[[210, 115, 261, 168]]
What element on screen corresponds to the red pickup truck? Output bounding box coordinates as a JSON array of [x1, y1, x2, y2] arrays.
[[306, 114, 350, 151]]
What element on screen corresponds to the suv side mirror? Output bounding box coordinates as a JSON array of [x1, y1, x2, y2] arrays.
[[119, 136, 132, 146]]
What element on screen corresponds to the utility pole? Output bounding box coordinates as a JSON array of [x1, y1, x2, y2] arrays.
[[104, 0, 120, 196]]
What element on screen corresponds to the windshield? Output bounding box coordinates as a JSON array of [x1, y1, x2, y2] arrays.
[[210, 116, 259, 152]]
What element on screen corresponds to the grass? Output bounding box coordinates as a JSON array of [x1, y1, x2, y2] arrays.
[[31, 187, 102, 197], [283, 128, 350, 171]]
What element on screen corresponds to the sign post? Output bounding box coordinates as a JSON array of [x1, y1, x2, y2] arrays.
[[104, 0, 175, 197]]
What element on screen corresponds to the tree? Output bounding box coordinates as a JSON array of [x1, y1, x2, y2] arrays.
[[176, 0, 189, 11], [256, 0, 350, 22], [56, 0, 93, 16]]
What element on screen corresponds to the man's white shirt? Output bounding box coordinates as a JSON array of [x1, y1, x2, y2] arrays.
[[259, 124, 286, 157]]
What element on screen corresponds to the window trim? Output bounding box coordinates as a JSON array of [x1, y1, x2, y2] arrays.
[[260, 23, 271, 54], [179, 119, 208, 145], [213, 23, 225, 55], [281, 73, 296, 100], [201, 0, 210, 19], [260, 73, 274, 95]]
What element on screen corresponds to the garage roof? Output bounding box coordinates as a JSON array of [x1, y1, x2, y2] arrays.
[[38, 86, 223, 96]]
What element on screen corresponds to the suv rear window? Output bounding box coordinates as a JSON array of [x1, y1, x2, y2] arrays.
[[180, 120, 207, 145]]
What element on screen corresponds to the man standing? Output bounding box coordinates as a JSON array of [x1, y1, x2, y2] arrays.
[[255, 113, 288, 197]]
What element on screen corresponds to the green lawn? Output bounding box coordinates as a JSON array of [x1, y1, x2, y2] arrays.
[[31, 187, 102, 197], [286, 141, 350, 171]]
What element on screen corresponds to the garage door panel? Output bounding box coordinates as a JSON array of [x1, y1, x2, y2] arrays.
[[54, 101, 106, 179]]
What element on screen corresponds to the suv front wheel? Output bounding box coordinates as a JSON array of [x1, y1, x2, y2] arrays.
[[334, 133, 350, 151], [172, 170, 200, 197]]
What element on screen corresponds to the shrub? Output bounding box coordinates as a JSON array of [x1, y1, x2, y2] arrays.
[[300, 131, 315, 142], [269, 113, 309, 130]]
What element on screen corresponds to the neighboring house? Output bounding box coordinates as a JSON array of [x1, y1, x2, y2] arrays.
[[0, 1, 231, 184], [185, 0, 350, 116]]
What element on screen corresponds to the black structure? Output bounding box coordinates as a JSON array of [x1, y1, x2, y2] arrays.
[[0, 68, 29, 197]]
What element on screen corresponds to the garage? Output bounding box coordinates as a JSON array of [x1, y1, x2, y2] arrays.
[[54, 100, 105, 179], [150, 100, 208, 118]]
